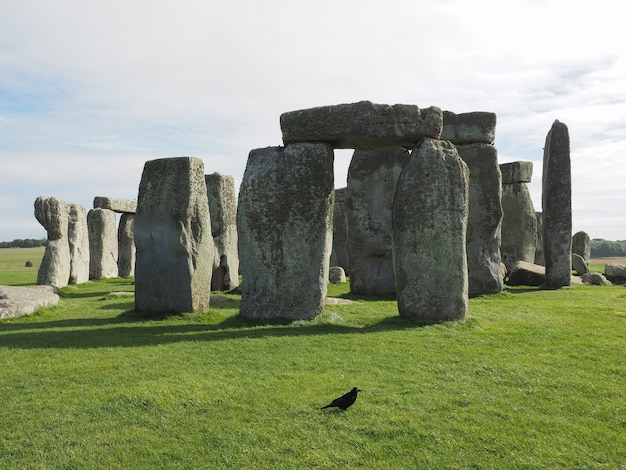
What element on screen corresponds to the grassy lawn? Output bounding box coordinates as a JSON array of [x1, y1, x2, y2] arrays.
[[1, 276, 625, 468], [0, 246, 43, 285]]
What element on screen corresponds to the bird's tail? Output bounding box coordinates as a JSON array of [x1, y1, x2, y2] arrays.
[[320, 405, 330, 409]]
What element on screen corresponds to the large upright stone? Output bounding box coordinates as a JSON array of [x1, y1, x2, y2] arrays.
[[330, 187, 348, 272], [117, 213, 135, 277], [87, 208, 118, 279], [345, 147, 410, 295], [500, 161, 537, 271], [441, 111, 496, 144], [34, 196, 71, 288], [457, 144, 504, 296], [392, 138, 469, 321], [237, 143, 334, 320], [572, 231, 591, 263], [66, 203, 90, 284], [93, 197, 137, 214], [280, 101, 443, 149], [542, 120, 572, 288], [134, 157, 212, 313], [205, 173, 239, 291]]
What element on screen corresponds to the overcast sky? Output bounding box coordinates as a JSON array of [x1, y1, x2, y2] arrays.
[[1, 0, 625, 242]]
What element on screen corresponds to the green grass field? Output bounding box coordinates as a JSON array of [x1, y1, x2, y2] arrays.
[[0, 246, 43, 285], [1, 269, 625, 468]]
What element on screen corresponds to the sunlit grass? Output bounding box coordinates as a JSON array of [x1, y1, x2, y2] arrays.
[[1, 276, 625, 468]]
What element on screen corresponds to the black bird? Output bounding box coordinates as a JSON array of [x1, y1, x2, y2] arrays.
[[321, 387, 362, 411]]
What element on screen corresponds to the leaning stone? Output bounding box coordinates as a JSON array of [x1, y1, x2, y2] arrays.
[[542, 120, 572, 288], [117, 213, 135, 277], [581, 272, 612, 286], [329, 266, 347, 284], [280, 101, 443, 149], [605, 263, 626, 282], [135, 157, 213, 313], [457, 143, 504, 296], [0, 285, 59, 319], [440, 111, 496, 144], [507, 261, 545, 286], [571, 253, 589, 275], [66, 203, 90, 284], [34, 196, 71, 288], [237, 143, 334, 320], [205, 173, 239, 291], [392, 138, 469, 321], [330, 187, 348, 273], [345, 147, 410, 295], [572, 231, 591, 263], [93, 196, 137, 214], [500, 161, 533, 184], [87, 208, 119, 279], [500, 181, 537, 271]]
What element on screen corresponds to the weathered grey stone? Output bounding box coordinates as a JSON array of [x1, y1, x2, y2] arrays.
[[117, 213, 135, 277], [93, 196, 137, 214], [345, 147, 410, 295], [571, 253, 589, 275], [441, 111, 496, 144], [457, 143, 504, 296], [542, 120, 572, 288], [572, 231, 591, 263], [507, 261, 545, 286], [135, 157, 212, 313], [500, 161, 533, 184], [534, 212, 544, 265], [87, 208, 119, 279], [330, 187, 348, 273], [392, 138, 469, 321], [500, 162, 537, 271], [34, 196, 71, 288], [205, 173, 239, 291], [66, 203, 90, 284], [581, 272, 612, 286], [0, 285, 59, 319], [329, 266, 347, 284], [280, 101, 443, 149], [605, 263, 626, 282], [237, 143, 334, 320]]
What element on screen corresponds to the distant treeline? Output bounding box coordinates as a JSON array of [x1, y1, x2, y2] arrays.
[[0, 238, 47, 249], [590, 239, 626, 257]]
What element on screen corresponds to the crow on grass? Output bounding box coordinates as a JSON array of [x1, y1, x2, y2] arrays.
[[321, 387, 361, 411]]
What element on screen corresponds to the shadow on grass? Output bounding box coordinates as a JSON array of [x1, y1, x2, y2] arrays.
[[0, 304, 443, 350]]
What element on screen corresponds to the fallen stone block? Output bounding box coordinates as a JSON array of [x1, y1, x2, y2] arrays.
[[0, 285, 59, 319]]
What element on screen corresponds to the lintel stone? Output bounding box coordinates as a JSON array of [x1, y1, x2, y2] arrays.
[[500, 161, 533, 184], [441, 111, 496, 144], [280, 101, 443, 149], [93, 196, 137, 214]]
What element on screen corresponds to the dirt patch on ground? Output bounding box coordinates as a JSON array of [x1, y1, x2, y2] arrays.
[[0, 285, 59, 320]]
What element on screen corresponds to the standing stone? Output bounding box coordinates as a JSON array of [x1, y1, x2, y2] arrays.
[[457, 144, 504, 296], [534, 212, 545, 265], [34, 196, 71, 288], [87, 208, 119, 279], [345, 147, 410, 295], [392, 138, 469, 321], [330, 187, 348, 273], [205, 172, 239, 291], [134, 157, 212, 313], [542, 120, 572, 288], [572, 231, 591, 263], [66, 203, 90, 284], [500, 161, 537, 271], [117, 213, 135, 277], [237, 143, 334, 320]]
